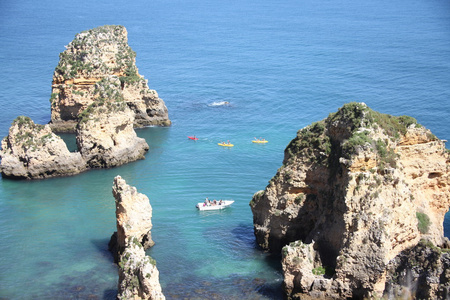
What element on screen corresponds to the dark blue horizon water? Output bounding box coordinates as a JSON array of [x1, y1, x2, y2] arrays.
[[1, 0, 450, 298]]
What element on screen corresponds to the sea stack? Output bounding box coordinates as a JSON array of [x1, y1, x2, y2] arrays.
[[109, 176, 164, 300], [0, 116, 86, 179], [250, 103, 450, 299], [49, 25, 170, 132], [76, 76, 149, 168], [110, 175, 155, 259]]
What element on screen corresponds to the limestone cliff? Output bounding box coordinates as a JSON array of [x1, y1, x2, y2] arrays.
[[49, 25, 170, 132], [0, 116, 85, 179], [109, 176, 164, 300], [250, 102, 450, 299], [76, 76, 149, 168]]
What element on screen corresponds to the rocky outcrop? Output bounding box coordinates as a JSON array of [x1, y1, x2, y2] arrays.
[[250, 103, 450, 299], [118, 238, 165, 300], [1, 26, 164, 179], [109, 175, 154, 260], [49, 25, 170, 132], [0, 85, 149, 179], [384, 240, 450, 299], [0, 116, 86, 179], [109, 176, 164, 300], [76, 76, 149, 168], [1, 81, 149, 179]]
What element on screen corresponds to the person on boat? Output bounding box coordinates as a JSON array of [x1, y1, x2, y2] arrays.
[[219, 199, 223, 205], [227, 140, 231, 145], [213, 199, 217, 205]]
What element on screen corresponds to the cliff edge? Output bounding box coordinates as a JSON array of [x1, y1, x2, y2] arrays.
[[49, 25, 170, 132], [250, 102, 450, 299]]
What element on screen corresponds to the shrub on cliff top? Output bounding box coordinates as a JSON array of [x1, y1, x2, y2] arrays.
[[328, 102, 421, 140], [54, 25, 135, 80], [12, 116, 33, 127], [327, 102, 369, 133], [284, 120, 331, 165]]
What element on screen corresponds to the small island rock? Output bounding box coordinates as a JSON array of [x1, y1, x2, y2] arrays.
[[49, 25, 170, 132], [110, 175, 154, 261], [0, 116, 85, 179], [109, 176, 164, 300]]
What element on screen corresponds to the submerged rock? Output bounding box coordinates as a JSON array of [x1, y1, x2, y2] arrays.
[[250, 102, 450, 299], [49, 25, 170, 132], [0, 116, 86, 179]]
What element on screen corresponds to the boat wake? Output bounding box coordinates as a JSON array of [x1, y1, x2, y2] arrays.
[[208, 101, 230, 107]]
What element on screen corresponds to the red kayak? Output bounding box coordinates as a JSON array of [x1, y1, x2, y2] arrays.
[[188, 136, 199, 140]]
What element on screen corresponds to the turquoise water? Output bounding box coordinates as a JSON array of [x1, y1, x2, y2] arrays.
[[1, 0, 450, 298]]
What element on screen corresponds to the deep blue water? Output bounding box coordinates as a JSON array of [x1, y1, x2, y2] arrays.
[[0, 0, 449, 299]]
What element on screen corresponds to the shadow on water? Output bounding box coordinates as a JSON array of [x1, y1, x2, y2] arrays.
[[91, 237, 115, 261], [231, 223, 284, 300], [103, 289, 117, 300], [92, 238, 118, 300]]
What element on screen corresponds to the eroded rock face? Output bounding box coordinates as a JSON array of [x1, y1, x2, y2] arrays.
[[250, 103, 450, 299], [109, 176, 164, 300], [49, 25, 170, 132], [118, 238, 165, 300], [111, 175, 154, 258], [0, 116, 85, 179], [384, 240, 450, 299], [76, 76, 149, 168]]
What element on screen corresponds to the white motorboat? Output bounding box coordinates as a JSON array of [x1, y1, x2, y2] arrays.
[[196, 200, 234, 211]]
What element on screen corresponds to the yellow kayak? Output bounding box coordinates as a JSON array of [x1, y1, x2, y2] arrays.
[[252, 140, 268, 144], [218, 143, 234, 147]]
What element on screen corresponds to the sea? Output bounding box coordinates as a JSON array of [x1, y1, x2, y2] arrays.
[[0, 0, 449, 299]]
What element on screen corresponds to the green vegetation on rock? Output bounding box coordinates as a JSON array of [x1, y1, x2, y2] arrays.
[[11, 116, 53, 151], [285, 120, 331, 166], [416, 212, 431, 234], [77, 77, 127, 124], [284, 102, 425, 172], [54, 25, 137, 80]]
